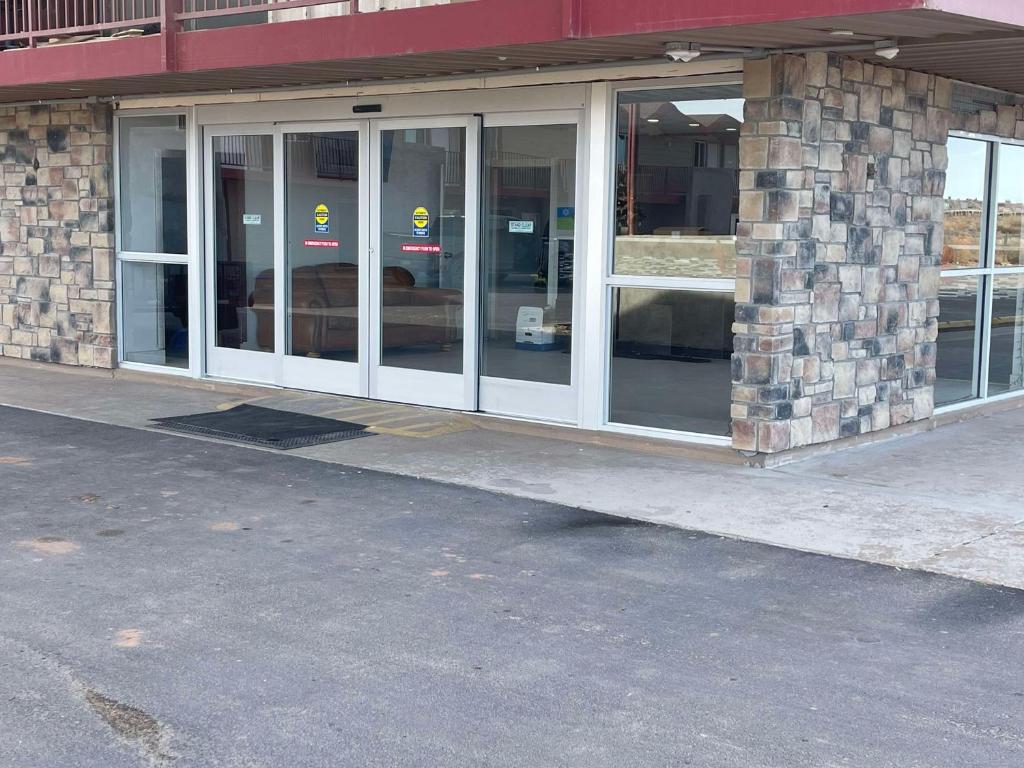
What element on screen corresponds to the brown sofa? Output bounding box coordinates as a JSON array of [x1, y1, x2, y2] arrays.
[[248, 263, 463, 356]]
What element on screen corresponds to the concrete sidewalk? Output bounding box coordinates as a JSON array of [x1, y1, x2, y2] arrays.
[[2, 358, 1023, 590]]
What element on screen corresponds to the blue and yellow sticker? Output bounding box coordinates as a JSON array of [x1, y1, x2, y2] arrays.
[[412, 206, 430, 238], [314, 203, 330, 234]]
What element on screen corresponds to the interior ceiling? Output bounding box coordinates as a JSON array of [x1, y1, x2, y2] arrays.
[[2, 8, 1023, 102]]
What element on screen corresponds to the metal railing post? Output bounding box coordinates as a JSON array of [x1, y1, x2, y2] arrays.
[[26, 0, 35, 47]]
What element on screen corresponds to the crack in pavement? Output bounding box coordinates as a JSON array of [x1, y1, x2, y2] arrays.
[[921, 517, 1024, 562]]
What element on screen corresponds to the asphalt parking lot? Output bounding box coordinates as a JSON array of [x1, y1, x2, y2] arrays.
[[2, 405, 1024, 767]]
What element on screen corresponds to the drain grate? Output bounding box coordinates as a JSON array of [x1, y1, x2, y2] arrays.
[[151, 404, 373, 450]]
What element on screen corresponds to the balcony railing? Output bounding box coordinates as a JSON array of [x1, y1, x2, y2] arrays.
[[0, 1, 163, 47], [0, 0, 460, 48]]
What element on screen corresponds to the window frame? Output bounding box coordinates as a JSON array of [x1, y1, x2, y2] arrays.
[[939, 131, 1024, 412], [601, 76, 743, 444], [114, 108, 199, 377]]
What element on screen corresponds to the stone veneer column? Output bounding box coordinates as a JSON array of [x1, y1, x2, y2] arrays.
[[0, 102, 115, 367], [732, 53, 948, 453]]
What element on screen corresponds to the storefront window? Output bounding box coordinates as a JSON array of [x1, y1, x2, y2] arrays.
[[121, 262, 189, 369], [937, 135, 1024, 407], [481, 123, 576, 385], [606, 85, 741, 437], [609, 287, 734, 435], [942, 137, 987, 270], [995, 144, 1024, 268], [613, 87, 742, 279], [118, 115, 187, 255], [988, 274, 1024, 396], [117, 114, 191, 371], [935, 275, 981, 406]]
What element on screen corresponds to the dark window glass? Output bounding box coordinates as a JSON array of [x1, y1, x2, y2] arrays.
[[609, 287, 734, 435]]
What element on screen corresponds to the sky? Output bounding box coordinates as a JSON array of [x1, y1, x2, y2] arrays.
[[946, 136, 1024, 204], [671, 99, 745, 122]]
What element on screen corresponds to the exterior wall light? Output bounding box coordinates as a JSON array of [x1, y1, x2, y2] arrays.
[[874, 40, 900, 60], [665, 42, 702, 63]]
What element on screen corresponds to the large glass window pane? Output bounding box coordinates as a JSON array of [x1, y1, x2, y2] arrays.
[[213, 135, 275, 352], [118, 116, 187, 255], [995, 144, 1024, 268], [121, 262, 189, 369], [285, 131, 360, 362], [613, 87, 743, 279], [481, 123, 576, 385], [935, 275, 982, 405], [378, 127, 465, 374], [609, 288, 734, 435], [987, 274, 1024, 396], [943, 137, 988, 270]]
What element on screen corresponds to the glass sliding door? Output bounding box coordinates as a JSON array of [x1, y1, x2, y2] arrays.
[[205, 128, 280, 382], [281, 125, 366, 395], [369, 118, 479, 410], [478, 115, 581, 422]]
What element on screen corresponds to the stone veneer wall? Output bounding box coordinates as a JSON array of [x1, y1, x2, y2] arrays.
[[0, 102, 115, 368], [731, 53, 1024, 454]]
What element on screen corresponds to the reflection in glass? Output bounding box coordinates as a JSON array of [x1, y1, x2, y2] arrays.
[[481, 124, 576, 385], [285, 132, 360, 362], [943, 137, 987, 269], [935, 275, 981, 405], [118, 115, 187, 255], [988, 274, 1024, 396], [613, 87, 742, 279], [609, 288, 734, 435], [121, 262, 189, 369], [995, 144, 1024, 268], [378, 127, 466, 374], [213, 135, 275, 352]]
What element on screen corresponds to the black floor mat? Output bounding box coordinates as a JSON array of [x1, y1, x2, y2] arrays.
[[151, 404, 373, 450]]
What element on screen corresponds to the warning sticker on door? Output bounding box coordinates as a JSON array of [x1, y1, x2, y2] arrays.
[[303, 239, 340, 248], [412, 206, 430, 238], [314, 203, 330, 234], [401, 244, 442, 254]]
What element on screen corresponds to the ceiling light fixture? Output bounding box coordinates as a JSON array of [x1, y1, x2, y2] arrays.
[[689, 123, 700, 127], [665, 42, 702, 63], [874, 40, 900, 60], [829, 29, 856, 37], [647, 118, 660, 123]]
